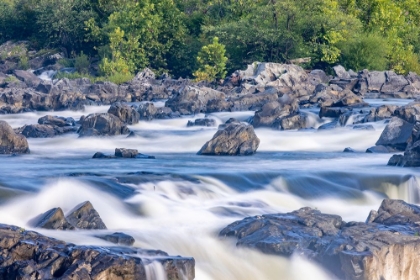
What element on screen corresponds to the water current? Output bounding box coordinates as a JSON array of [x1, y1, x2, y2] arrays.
[[0, 99, 418, 279]]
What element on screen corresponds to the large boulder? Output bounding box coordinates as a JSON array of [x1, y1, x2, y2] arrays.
[[253, 99, 302, 130], [198, 122, 260, 155], [29, 207, 75, 230], [78, 113, 130, 137], [375, 117, 414, 151], [0, 223, 195, 279], [393, 101, 420, 123], [66, 201, 107, 230], [108, 103, 140, 125], [220, 199, 420, 280], [166, 86, 225, 115], [0, 121, 29, 154], [362, 105, 398, 123], [333, 65, 351, 79], [388, 140, 420, 167], [14, 70, 41, 88], [230, 92, 278, 111]]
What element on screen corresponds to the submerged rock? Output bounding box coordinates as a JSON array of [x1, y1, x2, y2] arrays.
[[198, 121, 260, 155], [0, 223, 195, 279], [187, 118, 216, 127], [220, 199, 420, 280], [0, 120, 29, 154], [96, 232, 135, 246], [115, 148, 138, 158]]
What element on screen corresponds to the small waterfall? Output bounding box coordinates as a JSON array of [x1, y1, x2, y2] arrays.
[[38, 70, 57, 81]]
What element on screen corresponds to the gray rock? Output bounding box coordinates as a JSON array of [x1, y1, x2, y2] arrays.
[[187, 118, 216, 127], [220, 199, 420, 280], [352, 124, 374, 130], [198, 122, 260, 155], [362, 105, 398, 123], [318, 121, 340, 130], [319, 106, 352, 118], [0, 121, 29, 154], [387, 141, 420, 167], [138, 102, 157, 120], [274, 113, 308, 130], [375, 117, 414, 150], [38, 115, 75, 127], [92, 152, 112, 159], [14, 70, 41, 88], [333, 65, 351, 79], [381, 71, 409, 93], [366, 145, 400, 153], [166, 86, 225, 115], [115, 148, 138, 158], [343, 147, 355, 153], [21, 124, 77, 138], [108, 103, 140, 125], [78, 113, 130, 137], [230, 92, 279, 111], [253, 100, 299, 128], [96, 232, 135, 246], [29, 207, 75, 230], [308, 69, 330, 85], [393, 101, 420, 123], [66, 201, 107, 230], [387, 154, 404, 166], [0, 223, 195, 279]]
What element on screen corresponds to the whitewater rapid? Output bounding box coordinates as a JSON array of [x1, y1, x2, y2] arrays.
[[0, 100, 419, 280]]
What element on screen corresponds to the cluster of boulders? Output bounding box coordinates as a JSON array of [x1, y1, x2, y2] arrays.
[[220, 199, 420, 280], [0, 201, 195, 279]]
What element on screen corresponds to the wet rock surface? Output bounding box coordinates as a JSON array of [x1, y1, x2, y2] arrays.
[[78, 113, 130, 137], [0, 224, 195, 280], [0, 120, 29, 154], [198, 121, 260, 155], [220, 199, 420, 280], [96, 232, 135, 246], [66, 201, 107, 230], [108, 103, 140, 125]]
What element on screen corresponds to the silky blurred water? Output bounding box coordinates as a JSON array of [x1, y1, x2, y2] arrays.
[[0, 99, 418, 280]]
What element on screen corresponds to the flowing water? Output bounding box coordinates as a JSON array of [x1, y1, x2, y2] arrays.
[[0, 99, 419, 280]]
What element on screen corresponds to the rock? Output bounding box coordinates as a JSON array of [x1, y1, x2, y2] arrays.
[[273, 113, 307, 130], [375, 117, 414, 151], [343, 147, 355, 153], [366, 145, 400, 153], [38, 115, 75, 127], [0, 121, 29, 154], [166, 86, 225, 115], [108, 103, 140, 125], [198, 122, 260, 155], [333, 65, 351, 79], [220, 200, 420, 280], [14, 70, 41, 88], [319, 106, 352, 118], [29, 207, 75, 230], [230, 92, 278, 111], [387, 141, 420, 167], [330, 90, 367, 107], [92, 152, 112, 159], [96, 232, 135, 246], [21, 124, 77, 138], [187, 118, 216, 127], [362, 105, 398, 123], [66, 201, 107, 230], [381, 71, 409, 93], [393, 101, 420, 123], [115, 148, 138, 158], [308, 69, 330, 85], [253, 99, 299, 128], [318, 121, 340, 130], [0, 223, 195, 279], [137, 102, 157, 120], [78, 113, 130, 137], [352, 124, 374, 130]]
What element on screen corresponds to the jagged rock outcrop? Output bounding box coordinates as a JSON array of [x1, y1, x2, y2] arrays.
[[108, 103, 140, 125], [0, 223, 195, 279], [78, 113, 130, 137], [0, 120, 29, 154], [220, 199, 420, 280], [66, 201, 107, 230], [375, 117, 415, 151], [166, 86, 225, 115], [198, 121, 260, 155]]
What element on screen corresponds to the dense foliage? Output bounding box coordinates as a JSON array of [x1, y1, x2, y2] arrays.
[[1, 0, 420, 79]]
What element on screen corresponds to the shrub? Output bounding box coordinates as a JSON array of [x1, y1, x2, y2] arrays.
[[194, 37, 228, 82]]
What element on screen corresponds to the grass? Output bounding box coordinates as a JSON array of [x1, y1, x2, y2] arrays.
[[4, 75, 19, 83]]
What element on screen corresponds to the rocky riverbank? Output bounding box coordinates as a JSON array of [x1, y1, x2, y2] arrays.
[[220, 199, 420, 280]]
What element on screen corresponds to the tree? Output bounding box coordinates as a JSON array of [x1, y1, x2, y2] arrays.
[[194, 37, 228, 81]]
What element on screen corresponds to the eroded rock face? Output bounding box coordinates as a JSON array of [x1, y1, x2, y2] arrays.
[[108, 103, 140, 125], [0, 224, 195, 280], [198, 122, 260, 155], [66, 201, 107, 230], [78, 113, 130, 137], [375, 117, 414, 151], [220, 199, 420, 280], [0, 120, 29, 154]]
